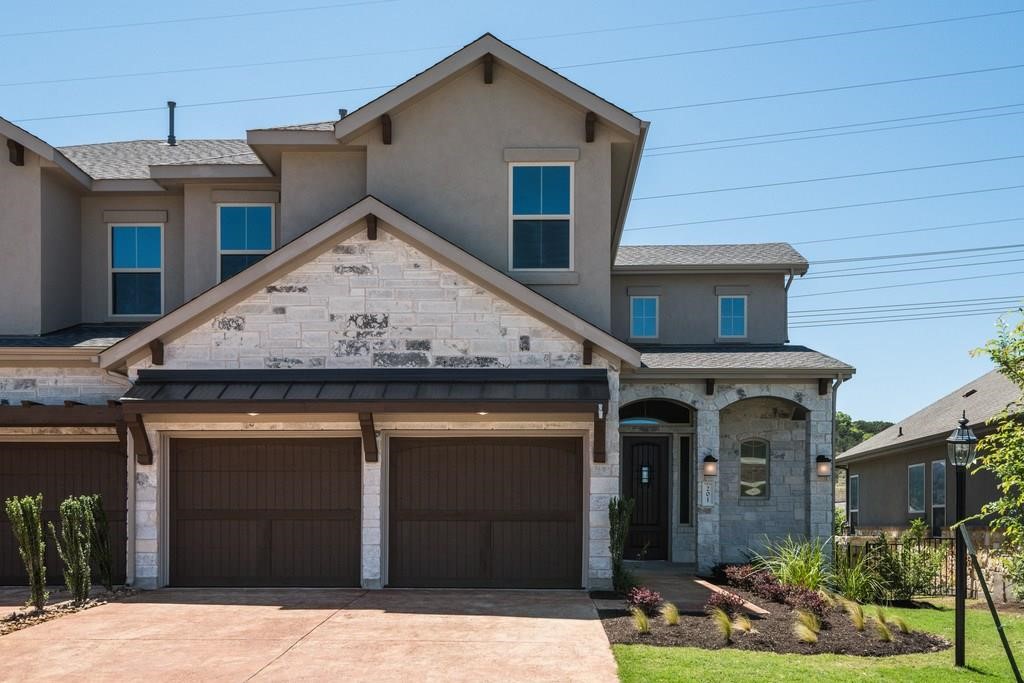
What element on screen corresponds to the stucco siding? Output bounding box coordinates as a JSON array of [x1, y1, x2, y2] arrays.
[[40, 170, 82, 333], [354, 63, 618, 328], [280, 151, 366, 243], [0, 134, 42, 334], [611, 272, 789, 344]]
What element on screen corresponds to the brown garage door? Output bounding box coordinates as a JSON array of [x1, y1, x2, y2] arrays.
[[0, 441, 127, 586], [169, 437, 361, 587], [388, 437, 583, 589]]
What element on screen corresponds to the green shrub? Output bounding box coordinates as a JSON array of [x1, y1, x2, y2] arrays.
[[1004, 553, 1024, 602], [608, 497, 636, 592], [49, 496, 94, 603], [4, 494, 48, 610], [871, 532, 944, 601], [832, 545, 884, 604], [753, 536, 831, 591], [833, 508, 847, 537], [85, 494, 114, 591]]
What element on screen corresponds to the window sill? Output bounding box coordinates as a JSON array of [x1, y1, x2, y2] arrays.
[[715, 337, 750, 344], [510, 271, 580, 285]]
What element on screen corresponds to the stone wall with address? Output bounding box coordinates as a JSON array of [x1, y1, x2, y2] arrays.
[[132, 230, 582, 373]]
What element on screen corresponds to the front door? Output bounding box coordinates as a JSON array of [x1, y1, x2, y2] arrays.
[[622, 436, 670, 561]]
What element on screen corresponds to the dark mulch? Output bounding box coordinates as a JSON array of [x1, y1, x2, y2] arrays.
[[599, 586, 949, 656], [1, 587, 137, 637]]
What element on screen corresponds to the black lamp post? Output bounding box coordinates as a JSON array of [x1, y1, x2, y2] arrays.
[[946, 410, 979, 668]]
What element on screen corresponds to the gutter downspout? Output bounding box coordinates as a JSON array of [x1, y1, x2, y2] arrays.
[[785, 269, 795, 291]]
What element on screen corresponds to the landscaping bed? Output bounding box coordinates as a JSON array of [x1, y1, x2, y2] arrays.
[[598, 584, 948, 655], [0, 587, 137, 637]]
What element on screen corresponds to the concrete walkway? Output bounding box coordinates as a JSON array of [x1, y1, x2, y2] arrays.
[[0, 588, 618, 682], [620, 561, 713, 613]]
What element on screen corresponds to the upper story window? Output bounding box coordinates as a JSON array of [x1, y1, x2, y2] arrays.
[[509, 163, 572, 270], [218, 204, 274, 282], [739, 439, 769, 498], [719, 295, 747, 338], [630, 296, 658, 338], [110, 225, 163, 316]]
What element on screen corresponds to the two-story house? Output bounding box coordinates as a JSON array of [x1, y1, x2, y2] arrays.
[[0, 35, 853, 590]]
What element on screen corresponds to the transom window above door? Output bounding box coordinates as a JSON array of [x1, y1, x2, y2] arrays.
[[110, 224, 162, 316], [218, 204, 274, 281], [509, 163, 572, 270]]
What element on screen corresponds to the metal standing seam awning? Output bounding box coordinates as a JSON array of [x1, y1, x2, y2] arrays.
[[119, 369, 612, 463]]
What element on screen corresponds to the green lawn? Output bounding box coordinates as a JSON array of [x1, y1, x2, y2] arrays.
[[614, 600, 1024, 682]]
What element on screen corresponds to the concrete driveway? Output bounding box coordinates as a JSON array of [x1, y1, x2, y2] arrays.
[[0, 588, 618, 682]]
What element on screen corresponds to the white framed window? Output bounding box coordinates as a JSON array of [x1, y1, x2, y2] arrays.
[[931, 460, 946, 537], [718, 295, 747, 338], [848, 474, 860, 529], [908, 463, 925, 514], [109, 224, 163, 317], [630, 296, 659, 338], [739, 439, 769, 498], [217, 204, 274, 282], [508, 162, 573, 271]]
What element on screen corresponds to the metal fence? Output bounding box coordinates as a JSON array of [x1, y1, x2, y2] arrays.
[[841, 537, 959, 597]]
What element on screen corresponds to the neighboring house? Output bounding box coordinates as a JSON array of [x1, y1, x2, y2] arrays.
[[0, 34, 853, 590], [837, 369, 1015, 538]]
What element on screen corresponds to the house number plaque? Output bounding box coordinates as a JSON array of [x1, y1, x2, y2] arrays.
[[701, 479, 716, 507]]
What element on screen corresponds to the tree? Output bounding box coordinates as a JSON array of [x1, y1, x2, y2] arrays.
[[971, 312, 1024, 599], [835, 411, 894, 454]]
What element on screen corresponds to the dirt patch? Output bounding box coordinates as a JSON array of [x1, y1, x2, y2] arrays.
[[599, 587, 949, 656], [1, 588, 137, 637]]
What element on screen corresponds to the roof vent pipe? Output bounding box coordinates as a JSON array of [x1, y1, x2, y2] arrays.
[[338, 108, 348, 120], [166, 101, 177, 146]]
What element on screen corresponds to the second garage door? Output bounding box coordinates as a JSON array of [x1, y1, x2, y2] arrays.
[[388, 437, 583, 589], [169, 437, 361, 587]]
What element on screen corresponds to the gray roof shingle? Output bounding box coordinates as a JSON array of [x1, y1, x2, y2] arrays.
[[615, 243, 808, 271], [638, 345, 853, 371], [58, 140, 261, 179], [839, 369, 1018, 461], [0, 324, 145, 348], [253, 121, 336, 132]]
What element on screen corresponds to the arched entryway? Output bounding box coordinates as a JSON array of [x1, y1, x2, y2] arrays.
[[619, 399, 695, 562]]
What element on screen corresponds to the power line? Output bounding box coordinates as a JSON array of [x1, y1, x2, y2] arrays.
[[811, 242, 1024, 265], [642, 109, 1024, 156], [0, 0, 884, 88], [804, 255, 1024, 280], [624, 184, 1024, 232], [791, 295, 1024, 316], [633, 154, 1024, 200], [0, 0, 399, 39], [794, 305, 1020, 323], [791, 217, 1024, 245], [790, 307, 1021, 328], [790, 270, 1024, 298], [810, 250, 1024, 277], [645, 103, 1024, 151], [559, 9, 1024, 70], [632, 63, 1024, 114]]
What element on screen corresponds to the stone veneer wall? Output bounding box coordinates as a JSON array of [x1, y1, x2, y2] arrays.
[[132, 231, 582, 373], [0, 367, 129, 405], [619, 381, 834, 573]]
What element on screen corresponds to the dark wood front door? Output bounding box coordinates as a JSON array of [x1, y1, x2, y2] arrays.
[[0, 441, 127, 585], [388, 437, 583, 588], [622, 436, 669, 561], [169, 437, 361, 587]]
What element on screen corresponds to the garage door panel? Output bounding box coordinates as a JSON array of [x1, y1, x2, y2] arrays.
[[0, 442, 127, 586], [169, 438, 360, 587], [388, 437, 583, 589]]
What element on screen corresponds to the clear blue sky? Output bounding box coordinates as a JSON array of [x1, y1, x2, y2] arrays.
[[3, 0, 1022, 422]]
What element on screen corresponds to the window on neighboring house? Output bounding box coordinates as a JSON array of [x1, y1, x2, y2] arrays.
[[110, 225, 162, 316], [931, 460, 946, 537], [509, 163, 572, 270], [719, 295, 747, 338], [739, 439, 769, 498], [848, 474, 860, 529], [908, 463, 925, 514], [630, 296, 658, 338], [218, 204, 274, 281]]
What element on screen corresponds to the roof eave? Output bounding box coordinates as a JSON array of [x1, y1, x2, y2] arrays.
[[612, 263, 809, 275], [623, 366, 854, 381], [0, 117, 92, 189], [838, 420, 995, 464], [611, 120, 649, 261], [148, 164, 273, 180], [0, 347, 102, 367], [90, 179, 168, 192], [246, 129, 339, 146]]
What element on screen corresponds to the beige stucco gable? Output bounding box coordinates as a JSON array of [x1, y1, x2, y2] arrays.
[[102, 197, 640, 371]]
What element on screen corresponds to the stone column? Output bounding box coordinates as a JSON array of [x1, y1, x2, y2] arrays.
[[133, 427, 160, 589], [808, 407, 834, 543], [695, 406, 720, 574], [588, 364, 619, 591], [361, 453, 383, 588]]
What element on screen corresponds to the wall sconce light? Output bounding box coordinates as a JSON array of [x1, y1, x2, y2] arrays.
[[816, 455, 832, 477], [247, 412, 260, 417], [702, 454, 719, 477], [476, 411, 489, 416]]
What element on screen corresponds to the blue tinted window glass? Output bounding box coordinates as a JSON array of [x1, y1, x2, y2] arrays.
[[220, 253, 266, 280], [512, 220, 570, 269], [135, 227, 161, 268], [540, 165, 570, 214], [245, 206, 273, 250], [512, 166, 542, 215], [720, 297, 746, 336], [112, 272, 161, 315], [220, 207, 247, 250], [111, 227, 137, 268], [631, 297, 658, 337]]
